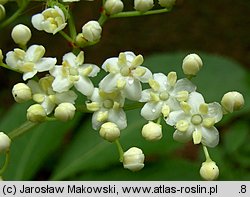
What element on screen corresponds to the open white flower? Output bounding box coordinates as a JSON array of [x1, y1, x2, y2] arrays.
[[27, 75, 77, 115], [6, 45, 56, 80], [99, 51, 152, 101], [50, 51, 100, 96], [140, 72, 196, 120], [86, 88, 126, 130], [31, 6, 67, 34], [166, 92, 223, 147]]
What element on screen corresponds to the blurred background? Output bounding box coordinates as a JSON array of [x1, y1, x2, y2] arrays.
[[0, 0, 250, 180]]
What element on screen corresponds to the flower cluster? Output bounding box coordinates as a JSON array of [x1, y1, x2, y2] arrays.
[[0, 0, 245, 181]]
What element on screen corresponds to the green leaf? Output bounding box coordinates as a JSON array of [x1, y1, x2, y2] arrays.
[[223, 121, 249, 154], [0, 103, 80, 180]]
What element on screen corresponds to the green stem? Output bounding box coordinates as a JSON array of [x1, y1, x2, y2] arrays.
[[110, 8, 171, 19], [8, 121, 37, 140], [0, 0, 30, 30], [98, 13, 108, 26], [59, 31, 74, 43], [0, 62, 22, 73], [202, 145, 212, 162], [68, 11, 77, 40], [115, 139, 124, 162], [0, 150, 10, 176], [156, 116, 162, 124]]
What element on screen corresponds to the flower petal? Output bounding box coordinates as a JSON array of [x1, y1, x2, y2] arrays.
[[74, 76, 94, 97], [91, 110, 104, 130], [99, 73, 120, 93], [102, 57, 119, 73], [52, 76, 72, 93], [36, 58, 56, 72], [141, 102, 163, 120], [188, 92, 205, 113], [206, 102, 223, 123], [135, 67, 152, 83], [31, 14, 44, 31], [173, 78, 196, 94], [80, 64, 100, 77], [23, 70, 37, 81], [173, 127, 193, 143], [55, 90, 77, 104], [6, 51, 19, 69], [108, 109, 127, 130], [166, 110, 189, 126], [63, 52, 77, 67], [27, 80, 43, 94], [139, 89, 151, 102], [41, 97, 55, 115], [123, 78, 142, 100], [201, 126, 219, 148], [153, 73, 168, 91]]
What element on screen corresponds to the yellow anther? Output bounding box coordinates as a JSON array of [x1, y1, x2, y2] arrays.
[[203, 118, 215, 128], [86, 102, 100, 111], [176, 91, 189, 102], [134, 67, 146, 77], [33, 93, 45, 103], [180, 101, 191, 113], [14, 48, 26, 59], [199, 103, 208, 114], [76, 51, 84, 65], [96, 111, 108, 122], [161, 104, 170, 117], [176, 120, 189, 132], [118, 52, 126, 66], [106, 63, 117, 74], [150, 92, 160, 102], [20, 62, 35, 72], [82, 65, 93, 76], [39, 76, 53, 92], [149, 79, 160, 91], [167, 71, 177, 87], [48, 95, 56, 103], [130, 54, 143, 69], [192, 130, 202, 144], [116, 79, 126, 89], [33, 45, 45, 62], [113, 102, 120, 110]]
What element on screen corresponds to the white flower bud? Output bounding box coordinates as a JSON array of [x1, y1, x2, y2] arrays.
[[221, 91, 244, 113], [0, 132, 11, 153], [75, 33, 88, 47], [200, 160, 219, 181], [123, 147, 145, 172], [104, 0, 124, 15], [27, 104, 46, 123], [134, 0, 154, 12], [182, 53, 203, 76], [82, 21, 102, 42], [54, 103, 76, 122], [142, 121, 162, 141], [158, 0, 176, 9], [99, 122, 120, 142], [0, 0, 8, 5], [11, 24, 31, 45], [12, 83, 32, 103], [0, 4, 5, 21]]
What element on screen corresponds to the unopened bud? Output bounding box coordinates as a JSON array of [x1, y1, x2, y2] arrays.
[[104, 0, 124, 15], [75, 33, 88, 48], [221, 91, 244, 113], [134, 0, 154, 12], [0, 132, 11, 153], [99, 122, 120, 142], [0, 4, 5, 21], [200, 160, 219, 181], [82, 21, 102, 42], [12, 83, 32, 103], [142, 121, 162, 141], [123, 147, 145, 172], [11, 24, 31, 45], [182, 53, 203, 76], [27, 104, 46, 122], [158, 0, 176, 9], [54, 103, 76, 122]]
